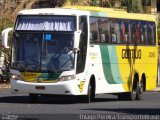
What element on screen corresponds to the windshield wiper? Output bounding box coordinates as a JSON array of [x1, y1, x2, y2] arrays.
[[24, 63, 41, 72]]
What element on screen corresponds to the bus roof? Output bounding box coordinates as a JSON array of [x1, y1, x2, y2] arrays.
[[18, 6, 157, 22], [65, 6, 157, 22], [18, 8, 90, 16]]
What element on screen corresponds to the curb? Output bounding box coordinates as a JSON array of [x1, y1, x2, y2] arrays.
[[0, 84, 10, 89], [149, 87, 160, 92]]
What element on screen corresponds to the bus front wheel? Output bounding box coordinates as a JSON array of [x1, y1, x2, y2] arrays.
[[86, 82, 95, 103], [77, 81, 95, 103]]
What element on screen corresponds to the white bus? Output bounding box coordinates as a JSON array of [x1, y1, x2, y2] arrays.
[[2, 6, 158, 103]]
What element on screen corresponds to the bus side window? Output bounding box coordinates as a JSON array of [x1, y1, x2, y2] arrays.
[[127, 20, 132, 44], [110, 19, 117, 43], [147, 22, 155, 45], [111, 29, 117, 43], [116, 20, 121, 44], [90, 17, 99, 43], [100, 33, 105, 43], [135, 22, 142, 44], [110, 19, 122, 44], [100, 18, 111, 43], [120, 20, 130, 44], [141, 22, 147, 44], [132, 22, 137, 44], [90, 32, 94, 43], [98, 18, 106, 43]]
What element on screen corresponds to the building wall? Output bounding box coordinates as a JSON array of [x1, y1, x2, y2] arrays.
[[157, 0, 160, 17], [143, 0, 159, 18]]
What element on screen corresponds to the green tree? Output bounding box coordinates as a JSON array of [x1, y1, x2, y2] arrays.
[[64, 0, 92, 6], [0, 3, 13, 80], [50, 0, 66, 7], [122, 0, 144, 13], [64, 0, 113, 7], [99, 0, 113, 7], [90, 0, 99, 6]]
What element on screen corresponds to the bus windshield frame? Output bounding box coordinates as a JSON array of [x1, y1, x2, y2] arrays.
[[11, 15, 77, 73]]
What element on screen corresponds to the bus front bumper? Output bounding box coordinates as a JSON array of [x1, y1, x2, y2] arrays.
[[10, 79, 83, 95]]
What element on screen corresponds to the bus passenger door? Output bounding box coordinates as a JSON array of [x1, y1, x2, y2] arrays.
[[76, 16, 88, 74]]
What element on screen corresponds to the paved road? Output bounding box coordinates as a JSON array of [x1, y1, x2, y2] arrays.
[[0, 88, 160, 120]]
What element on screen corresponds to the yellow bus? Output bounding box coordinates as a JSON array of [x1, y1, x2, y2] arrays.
[[2, 6, 158, 103]]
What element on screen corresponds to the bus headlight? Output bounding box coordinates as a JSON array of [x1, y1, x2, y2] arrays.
[[59, 75, 75, 81], [10, 74, 23, 80]]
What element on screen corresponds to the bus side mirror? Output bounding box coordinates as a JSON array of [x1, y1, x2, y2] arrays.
[[74, 30, 82, 49], [2, 28, 13, 48]]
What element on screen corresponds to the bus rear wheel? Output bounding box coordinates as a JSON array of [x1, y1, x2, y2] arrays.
[[128, 82, 142, 101], [136, 82, 143, 100], [118, 82, 143, 101]]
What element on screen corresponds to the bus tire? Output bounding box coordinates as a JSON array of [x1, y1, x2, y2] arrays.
[[29, 94, 38, 103], [83, 82, 92, 103], [136, 82, 143, 100], [78, 81, 95, 103], [128, 82, 139, 101]]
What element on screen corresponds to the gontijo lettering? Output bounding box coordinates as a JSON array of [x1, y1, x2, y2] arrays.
[[122, 49, 141, 59]]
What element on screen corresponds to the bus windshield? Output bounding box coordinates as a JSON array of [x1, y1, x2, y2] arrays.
[[11, 16, 76, 72]]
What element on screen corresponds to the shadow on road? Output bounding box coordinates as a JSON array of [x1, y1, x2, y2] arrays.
[[0, 96, 76, 104], [92, 98, 118, 102], [82, 108, 160, 115], [0, 96, 29, 104], [0, 95, 119, 104]]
